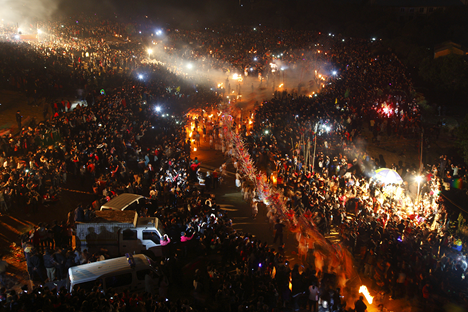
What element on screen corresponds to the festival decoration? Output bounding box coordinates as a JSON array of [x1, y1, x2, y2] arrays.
[[220, 107, 356, 283], [373, 168, 403, 184]]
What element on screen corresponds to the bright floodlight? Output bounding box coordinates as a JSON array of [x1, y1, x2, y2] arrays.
[[138, 74, 143, 79], [415, 176, 423, 183], [264, 130, 269, 135], [187, 63, 193, 69], [147, 48, 153, 55], [332, 71, 337, 76], [155, 29, 162, 36], [37, 29, 42, 34], [254, 57, 258, 61], [232, 73, 239, 80], [155, 106, 161, 112]]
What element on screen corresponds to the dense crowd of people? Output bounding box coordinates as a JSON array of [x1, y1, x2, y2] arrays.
[[221, 31, 468, 311], [0, 14, 466, 312]]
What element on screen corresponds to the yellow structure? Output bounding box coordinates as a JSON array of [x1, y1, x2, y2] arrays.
[[434, 41, 467, 59]]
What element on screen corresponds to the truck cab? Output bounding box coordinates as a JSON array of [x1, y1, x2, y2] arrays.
[[120, 217, 165, 257]]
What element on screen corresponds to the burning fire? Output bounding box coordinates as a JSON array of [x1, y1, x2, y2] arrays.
[[359, 285, 373, 304], [315, 251, 325, 275], [193, 147, 197, 152], [278, 84, 284, 88]]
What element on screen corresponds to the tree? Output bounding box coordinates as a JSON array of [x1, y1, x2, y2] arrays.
[[456, 114, 468, 165]]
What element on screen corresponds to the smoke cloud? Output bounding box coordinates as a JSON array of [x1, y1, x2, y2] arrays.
[[0, 0, 59, 26]]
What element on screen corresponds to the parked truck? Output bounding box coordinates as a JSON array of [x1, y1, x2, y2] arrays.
[[74, 210, 165, 259]]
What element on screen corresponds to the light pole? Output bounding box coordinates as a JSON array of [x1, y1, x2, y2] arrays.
[[281, 67, 285, 87], [416, 175, 422, 204], [312, 123, 318, 173]]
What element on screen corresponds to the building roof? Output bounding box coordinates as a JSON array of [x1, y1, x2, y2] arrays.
[[434, 41, 462, 52], [372, 0, 463, 7], [434, 41, 466, 58]]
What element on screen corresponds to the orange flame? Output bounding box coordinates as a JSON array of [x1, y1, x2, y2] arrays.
[[359, 285, 373, 304], [315, 251, 325, 275]]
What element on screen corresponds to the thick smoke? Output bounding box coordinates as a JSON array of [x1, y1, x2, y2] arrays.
[[145, 40, 324, 98], [0, 0, 59, 27]]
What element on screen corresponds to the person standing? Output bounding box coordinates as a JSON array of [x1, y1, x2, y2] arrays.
[[43, 249, 57, 283], [274, 219, 285, 245], [251, 200, 258, 219], [354, 295, 367, 312], [308, 283, 319, 312], [16, 110, 22, 133], [145, 270, 158, 296]]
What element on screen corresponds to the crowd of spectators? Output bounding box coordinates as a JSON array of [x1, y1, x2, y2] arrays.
[[0, 14, 466, 312], [226, 29, 468, 311]]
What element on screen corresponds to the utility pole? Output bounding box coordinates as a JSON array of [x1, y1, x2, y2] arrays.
[[312, 123, 318, 173], [419, 127, 424, 174]]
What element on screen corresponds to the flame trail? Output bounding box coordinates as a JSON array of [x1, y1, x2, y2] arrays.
[[359, 285, 374, 304]]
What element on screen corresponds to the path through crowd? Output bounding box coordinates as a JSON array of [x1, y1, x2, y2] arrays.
[[192, 114, 417, 312]]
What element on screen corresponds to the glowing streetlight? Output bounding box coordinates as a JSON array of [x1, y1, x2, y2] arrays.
[[187, 63, 193, 70], [147, 48, 153, 56], [138, 74, 143, 80], [155, 106, 161, 112], [332, 71, 337, 76], [155, 29, 163, 36]]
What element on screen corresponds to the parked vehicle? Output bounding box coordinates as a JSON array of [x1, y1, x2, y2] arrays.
[[67, 254, 160, 293], [100, 193, 147, 211], [74, 210, 165, 259]]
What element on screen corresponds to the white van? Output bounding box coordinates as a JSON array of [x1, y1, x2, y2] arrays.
[[100, 193, 146, 211], [67, 254, 159, 293]]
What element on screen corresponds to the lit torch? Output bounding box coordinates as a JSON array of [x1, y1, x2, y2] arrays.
[[359, 285, 374, 304]]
